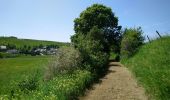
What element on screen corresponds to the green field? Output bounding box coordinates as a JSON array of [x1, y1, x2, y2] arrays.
[[0, 56, 50, 94], [0, 56, 92, 99], [0, 36, 69, 49], [122, 36, 170, 100], [0, 37, 93, 99]]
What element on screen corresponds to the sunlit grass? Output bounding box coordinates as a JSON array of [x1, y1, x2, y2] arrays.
[[0, 56, 93, 100], [0, 70, 92, 100], [122, 36, 170, 100], [0, 56, 50, 94]]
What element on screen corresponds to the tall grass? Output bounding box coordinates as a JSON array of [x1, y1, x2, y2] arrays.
[[122, 36, 170, 100], [0, 56, 49, 94], [0, 70, 92, 100]]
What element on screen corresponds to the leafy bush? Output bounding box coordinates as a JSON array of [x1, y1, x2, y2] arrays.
[[44, 46, 82, 80], [18, 72, 39, 93], [121, 27, 144, 58], [71, 27, 109, 75], [41, 70, 92, 99]]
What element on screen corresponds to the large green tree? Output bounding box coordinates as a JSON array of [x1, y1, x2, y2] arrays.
[[71, 4, 121, 73], [71, 4, 121, 53]]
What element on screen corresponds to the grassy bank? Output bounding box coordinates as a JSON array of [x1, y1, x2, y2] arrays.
[[121, 36, 170, 100]]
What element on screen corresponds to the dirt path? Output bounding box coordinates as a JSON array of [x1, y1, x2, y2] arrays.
[[79, 62, 148, 100]]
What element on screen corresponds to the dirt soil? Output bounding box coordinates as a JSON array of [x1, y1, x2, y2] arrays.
[[79, 62, 148, 100]]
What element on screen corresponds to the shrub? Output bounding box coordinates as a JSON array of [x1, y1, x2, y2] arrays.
[[121, 27, 144, 58], [44, 46, 82, 80], [71, 28, 109, 77], [18, 72, 39, 93]]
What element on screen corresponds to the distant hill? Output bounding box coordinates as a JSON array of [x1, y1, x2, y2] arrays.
[[122, 36, 170, 100], [0, 36, 69, 49]]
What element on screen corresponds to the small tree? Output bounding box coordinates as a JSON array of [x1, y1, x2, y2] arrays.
[[121, 27, 144, 58]]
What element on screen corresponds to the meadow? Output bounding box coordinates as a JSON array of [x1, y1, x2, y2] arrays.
[[0, 55, 93, 100], [0, 56, 50, 94], [0, 37, 93, 99], [122, 36, 170, 100]]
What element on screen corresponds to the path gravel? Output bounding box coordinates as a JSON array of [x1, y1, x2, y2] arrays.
[[79, 62, 148, 100]]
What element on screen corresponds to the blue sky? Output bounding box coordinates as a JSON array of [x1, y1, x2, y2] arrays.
[[0, 0, 170, 42]]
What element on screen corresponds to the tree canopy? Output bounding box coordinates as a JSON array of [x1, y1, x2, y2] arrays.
[[74, 4, 119, 34], [71, 4, 122, 53]]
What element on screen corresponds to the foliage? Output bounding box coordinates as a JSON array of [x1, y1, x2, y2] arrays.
[[18, 72, 39, 93], [121, 27, 144, 58], [44, 46, 82, 80], [71, 4, 121, 74], [38, 70, 92, 100], [0, 70, 92, 100], [0, 55, 93, 100], [72, 27, 109, 75], [109, 52, 120, 61], [72, 4, 122, 54], [121, 36, 170, 100]]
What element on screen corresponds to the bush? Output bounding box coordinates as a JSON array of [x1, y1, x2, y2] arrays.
[[44, 46, 82, 80], [121, 27, 144, 58], [42, 70, 92, 99], [18, 72, 39, 93], [71, 28, 109, 77]]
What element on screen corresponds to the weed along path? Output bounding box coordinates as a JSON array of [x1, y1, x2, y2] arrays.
[[79, 62, 148, 100]]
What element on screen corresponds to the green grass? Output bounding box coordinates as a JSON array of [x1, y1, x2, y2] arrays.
[[22, 70, 92, 100], [0, 56, 93, 100], [0, 56, 50, 94], [121, 36, 170, 100], [0, 36, 69, 49], [109, 52, 116, 60]]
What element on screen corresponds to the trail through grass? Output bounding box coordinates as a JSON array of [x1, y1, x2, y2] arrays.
[[122, 36, 170, 100]]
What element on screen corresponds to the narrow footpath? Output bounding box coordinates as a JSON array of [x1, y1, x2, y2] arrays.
[[79, 62, 148, 100]]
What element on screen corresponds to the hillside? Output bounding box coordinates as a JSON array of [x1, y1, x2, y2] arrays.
[[0, 36, 69, 48], [122, 36, 170, 100]]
